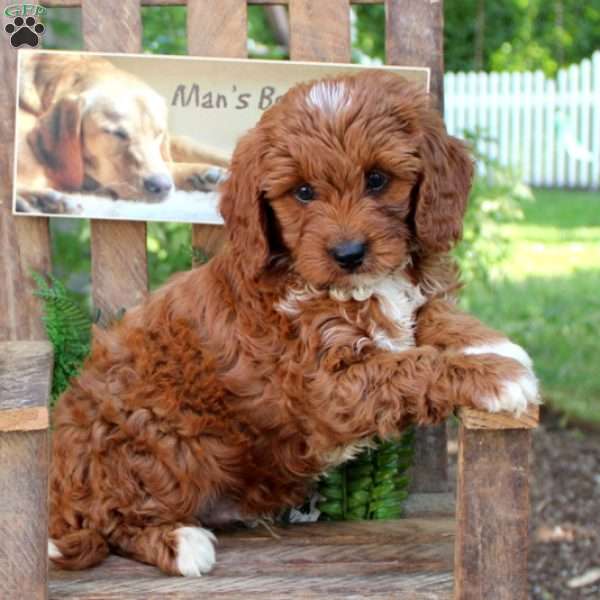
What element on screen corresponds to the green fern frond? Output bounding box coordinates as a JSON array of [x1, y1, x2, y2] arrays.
[[33, 273, 91, 404]]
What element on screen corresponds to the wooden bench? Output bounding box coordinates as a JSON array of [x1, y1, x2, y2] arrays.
[[0, 1, 538, 598]]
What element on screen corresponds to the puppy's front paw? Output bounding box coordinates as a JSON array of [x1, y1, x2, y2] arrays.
[[479, 369, 540, 415], [462, 339, 540, 415], [463, 339, 533, 371], [175, 526, 216, 576]]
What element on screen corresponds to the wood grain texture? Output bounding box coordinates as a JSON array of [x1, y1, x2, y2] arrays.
[[410, 423, 448, 494], [0, 429, 49, 600], [289, 0, 351, 63], [0, 341, 53, 410], [187, 0, 246, 263], [386, 0, 447, 493], [457, 405, 540, 430], [82, 0, 148, 325], [454, 426, 531, 600], [403, 492, 455, 517], [1, 2, 51, 342], [89, 220, 148, 326], [49, 518, 454, 599], [0, 406, 49, 432], [386, 0, 444, 105]]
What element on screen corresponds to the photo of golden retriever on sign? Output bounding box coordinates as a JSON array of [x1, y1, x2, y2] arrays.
[[15, 52, 229, 223], [13, 50, 429, 224]]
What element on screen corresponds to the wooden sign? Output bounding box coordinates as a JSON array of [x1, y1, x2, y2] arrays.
[[13, 49, 429, 224]]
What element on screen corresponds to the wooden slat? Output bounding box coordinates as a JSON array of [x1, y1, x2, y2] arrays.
[[386, 0, 444, 105], [1, 0, 51, 342], [454, 426, 531, 600], [187, 0, 246, 263], [386, 0, 447, 494], [457, 405, 539, 430], [0, 341, 54, 410], [43, 0, 383, 6], [49, 518, 454, 599], [289, 0, 351, 63], [0, 430, 50, 600], [81, 0, 148, 324], [0, 341, 52, 600]]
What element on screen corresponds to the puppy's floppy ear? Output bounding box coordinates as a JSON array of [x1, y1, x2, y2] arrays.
[[29, 95, 85, 191], [219, 128, 270, 280], [413, 110, 474, 253]]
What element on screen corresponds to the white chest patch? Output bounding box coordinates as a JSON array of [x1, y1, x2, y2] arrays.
[[329, 275, 425, 353], [369, 276, 426, 352]]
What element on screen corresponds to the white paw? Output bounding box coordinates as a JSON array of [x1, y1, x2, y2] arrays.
[[48, 539, 63, 560], [481, 371, 541, 415], [175, 526, 216, 576], [463, 340, 533, 371]]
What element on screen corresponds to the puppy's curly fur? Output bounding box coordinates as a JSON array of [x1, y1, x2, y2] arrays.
[[49, 71, 539, 575]]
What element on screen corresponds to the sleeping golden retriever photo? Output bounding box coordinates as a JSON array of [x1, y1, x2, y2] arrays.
[[13, 50, 429, 224]]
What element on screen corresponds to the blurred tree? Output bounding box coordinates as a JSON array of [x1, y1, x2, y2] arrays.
[[446, 0, 600, 75], [43, 3, 600, 74], [355, 1, 600, 75]]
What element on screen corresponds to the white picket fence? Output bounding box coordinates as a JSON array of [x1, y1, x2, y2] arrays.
[[444, 51, 600, 190]]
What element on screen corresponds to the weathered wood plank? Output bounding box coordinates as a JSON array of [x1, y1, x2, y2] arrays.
[[0, 406, 49, 431], [289, 0, 351, 63], [457, 405, 539, 430], [49, 519, 454, 599], [0, 0, 51, 342], [0, 430, 49, 600], [0, 340, 52, 598], [386, 0, 444, 105], [187, 0, 245, 263], [216, 517, 455, 543], [403, 492, 455, 517], [386, 0, 447, 494], [89, 221, 148, 324], [81, 0, 148, 324], [409, 423, 448, 494], [50, 573, 453, 600], [454, 426, 531, 600], [0, 341, 53, 410]]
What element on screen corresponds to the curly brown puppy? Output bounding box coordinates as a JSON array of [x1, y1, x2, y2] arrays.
[[48, 70, 539, 576]]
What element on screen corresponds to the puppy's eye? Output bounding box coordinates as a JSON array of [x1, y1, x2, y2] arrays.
[[294, 183, 315, 204], [365, 169, 389, 194]]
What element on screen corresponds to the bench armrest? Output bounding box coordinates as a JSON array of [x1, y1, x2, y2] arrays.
[[456, 405, 539, 430], [0, 340, 53, 600]]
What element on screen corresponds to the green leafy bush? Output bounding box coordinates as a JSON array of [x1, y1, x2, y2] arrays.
[[455, 130, 532, 285], [318, 431, 414, 521]]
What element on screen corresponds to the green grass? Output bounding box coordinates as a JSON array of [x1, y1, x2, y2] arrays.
[[460, 189, 600, 425]]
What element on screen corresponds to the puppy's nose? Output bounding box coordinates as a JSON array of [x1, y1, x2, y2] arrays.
[[330, 240, 367, 271], [143, 174, 173, 198]]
